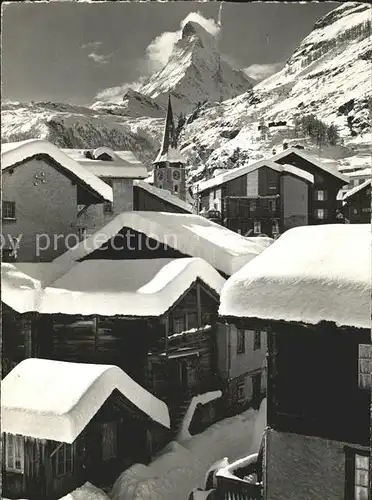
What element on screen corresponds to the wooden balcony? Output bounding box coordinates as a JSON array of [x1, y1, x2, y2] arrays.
[[214, 453, 262, 500]]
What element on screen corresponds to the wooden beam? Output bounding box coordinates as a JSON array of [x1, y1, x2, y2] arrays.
[[196, 282, 202, 328], [164, 317, 169, 355]]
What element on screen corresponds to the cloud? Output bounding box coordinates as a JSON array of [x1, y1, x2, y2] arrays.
[[243, 63, 283, 82], [95, 77, 148, 102], [94, 11, 221, 102], [81, 41, 102, 50], [88, 51, 113, 65]]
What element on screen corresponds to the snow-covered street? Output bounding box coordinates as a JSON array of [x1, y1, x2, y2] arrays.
[[110, 399, 266, 500]]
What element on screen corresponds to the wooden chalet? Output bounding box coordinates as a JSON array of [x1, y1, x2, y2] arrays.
[[1, 358, 170, 500], [342, 179, 371, 223], [2, 258, 225, 435], [196, 148, 348, 237], [219, 224, 371, 500]]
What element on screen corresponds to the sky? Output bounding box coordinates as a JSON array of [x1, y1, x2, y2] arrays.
[[2, 1, 341, 106]]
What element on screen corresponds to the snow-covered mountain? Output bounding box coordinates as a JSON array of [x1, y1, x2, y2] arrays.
[[181, 2, 372, 183], [1, 100, 161, 166], [2, 3, 371, 179], [137, 20, 254, 115]]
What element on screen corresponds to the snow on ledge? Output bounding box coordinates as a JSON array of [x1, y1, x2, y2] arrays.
[[1, 358, 170, 443], [219, 224, 371, 329], [177, 391, 222, 442], [216, 453, 258, 482], [2, 139, 113, 202]]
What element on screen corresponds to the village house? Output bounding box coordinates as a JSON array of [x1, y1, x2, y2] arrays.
[[62, 144, 194, 238], [50, 210, 273, 278], [1, 358, 170, 500], [2, 257, 225, 434], [342, 179, 371, 223], [196, 147, 348, 236], [1, 140, 113, 262], [216, 321, 267, 417], [219, 224, 371, 500], [337, 166, 371, 199]]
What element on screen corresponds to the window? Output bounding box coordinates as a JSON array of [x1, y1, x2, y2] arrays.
[[237, 379, 245, 403], [315, 190, 327, 201], [237, 329, 245, 354], [315, 208, 327, 219], [346, 449, 370, 500], [104, 202, 113, 214], [174, 184, 179, 194], [358, 344, 371, 389], [158, 183, 163, 190], [2, 201, 16, 220], [173, 315, 186, 334], [272, 220, 280, 235], [5, 434, 24, 473], [354, 454, 369, 499], [187, 312, 198, 330], [268, 200, 276, 212], [253, 221, 261, 235], [54, 444, 73, 477], [102, 422, 117, 461], [254, 331, 261, 350], [78, 227, 87, 241]]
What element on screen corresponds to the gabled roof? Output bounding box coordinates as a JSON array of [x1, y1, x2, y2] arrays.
[[62, 147, 148, 179], [134, 179, 194, 213], [196, 158, 314, 193], [1, 139, 113, 202], [2, 258, 225, 317], [270, 147, 348, 183], [52, 211, 273, 276], [343, 179, 371, 201], [1, 358, 170, 443], [219, 224, 371, 329]]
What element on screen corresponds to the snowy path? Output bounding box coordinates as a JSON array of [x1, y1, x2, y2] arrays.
[[111, 399, 266, 500]]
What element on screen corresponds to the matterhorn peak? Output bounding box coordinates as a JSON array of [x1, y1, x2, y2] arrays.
[[181, 20, 217, 48], [138, 20, 252, 115]]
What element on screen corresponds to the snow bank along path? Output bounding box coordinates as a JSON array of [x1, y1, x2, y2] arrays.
[[110, 399, 266, 500]]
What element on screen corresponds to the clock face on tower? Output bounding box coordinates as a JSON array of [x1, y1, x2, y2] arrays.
[[172, 169, 181, 181]]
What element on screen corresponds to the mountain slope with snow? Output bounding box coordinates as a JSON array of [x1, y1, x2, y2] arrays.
[[180, 2, 371, 183], [2, 4, 370, 179], [138, 21, 254, 115]]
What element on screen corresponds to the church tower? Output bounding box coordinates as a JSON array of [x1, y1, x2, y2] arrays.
[[153, 96, 186, 201]]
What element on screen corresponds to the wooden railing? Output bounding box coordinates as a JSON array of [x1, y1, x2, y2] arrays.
[[214, 454, 262, 500], [215, 476, 262, 500]]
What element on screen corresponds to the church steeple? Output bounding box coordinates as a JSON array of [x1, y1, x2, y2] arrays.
[[154, 95, 181, 164], [153, 95, 186, 201]]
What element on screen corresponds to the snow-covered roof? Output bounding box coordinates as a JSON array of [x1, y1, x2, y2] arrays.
[[344, 167, 372, 178], [154, 146, 186, 164], [52, 212, 273, 276], [62, 148, 148, 179], [2, 258, 225, 317], [343, 179, 371, 201], [1, 358, 170, 443], [2, 139, 113, 202], [134, 179, 194, 213], [197, 158, 314, 193], [145, 171, 154, 184], [219, 224, 371, 329], [270, 148, 348, 183]]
